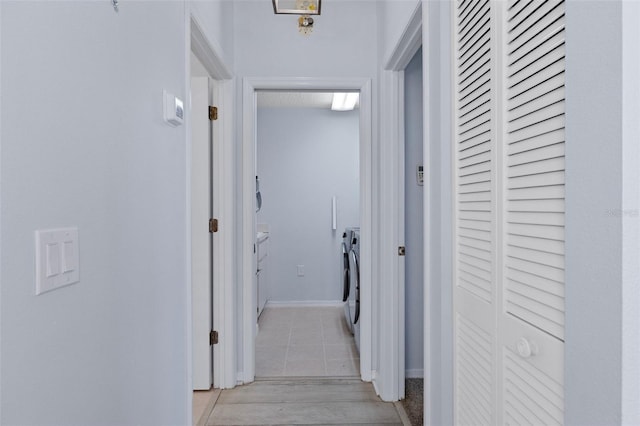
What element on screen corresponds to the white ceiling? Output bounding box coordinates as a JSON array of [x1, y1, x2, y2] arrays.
[[257, 91, 335, 109]]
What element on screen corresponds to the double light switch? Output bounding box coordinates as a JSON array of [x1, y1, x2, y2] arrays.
[[35, 228, 80, 295]]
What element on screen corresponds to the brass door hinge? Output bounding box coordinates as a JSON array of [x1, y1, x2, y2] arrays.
[[209, 218, 218, 233], [209, 106, 218, 121], [398, 246, 406, 256], [210, 330, 219, 345]]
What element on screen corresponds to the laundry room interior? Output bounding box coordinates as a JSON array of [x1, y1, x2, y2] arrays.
[[254, 91, 361, 377]]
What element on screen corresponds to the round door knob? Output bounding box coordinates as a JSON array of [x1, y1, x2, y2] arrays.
[[516, 338, 537, 358]]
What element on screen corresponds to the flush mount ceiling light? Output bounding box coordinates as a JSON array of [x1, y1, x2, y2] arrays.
[[272, 0, 321, 35], [331, 93, 359, 111], [272, 0, 321, 15]]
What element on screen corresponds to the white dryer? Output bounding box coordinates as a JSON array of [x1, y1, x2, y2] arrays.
[[348, 229, 361, 353], [342, 228, 355, 333]]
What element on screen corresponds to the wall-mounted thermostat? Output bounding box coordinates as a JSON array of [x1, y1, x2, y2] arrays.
[[163, 90, 184, 126], [417, 165, 424, 186]]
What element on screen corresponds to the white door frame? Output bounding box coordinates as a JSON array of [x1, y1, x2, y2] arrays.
[[190, 75, 214, 390], [185, 11, 236, 426], [379, 1, 423, 403], [240, 77, 373, 384]]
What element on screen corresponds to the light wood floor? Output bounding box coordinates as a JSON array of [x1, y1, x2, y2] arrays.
[[200, 377, 406, 425], [196, 307, 408, 425]]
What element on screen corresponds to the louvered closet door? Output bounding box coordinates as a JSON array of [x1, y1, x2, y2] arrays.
[[500, 1, 565, 424], [453, 0, 497, 424], [453, 0, 566, 424]]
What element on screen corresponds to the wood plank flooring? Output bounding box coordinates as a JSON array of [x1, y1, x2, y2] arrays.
[[202, 378, 405, 425]]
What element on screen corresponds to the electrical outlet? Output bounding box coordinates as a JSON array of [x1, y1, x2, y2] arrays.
[[297, 265, 305, 277]]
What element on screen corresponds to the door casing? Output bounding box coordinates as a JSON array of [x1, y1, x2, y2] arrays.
[[240, 78, 373, 385]]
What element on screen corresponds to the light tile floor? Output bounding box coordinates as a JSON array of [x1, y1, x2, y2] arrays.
[[255, 306, 360, 377]]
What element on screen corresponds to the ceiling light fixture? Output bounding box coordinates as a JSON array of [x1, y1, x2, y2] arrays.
[[331, 93, 359, 111], [272, 0, 321, 35]]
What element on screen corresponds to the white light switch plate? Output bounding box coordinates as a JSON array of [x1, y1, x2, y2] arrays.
[[35, 228, 80, 295]]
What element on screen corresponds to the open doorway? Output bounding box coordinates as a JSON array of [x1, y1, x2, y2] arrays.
[[240, 78, 373, 385], [402, 46, 424, 425], [254, 91, 361, 378]]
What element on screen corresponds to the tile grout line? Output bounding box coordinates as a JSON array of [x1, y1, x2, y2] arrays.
[[321, 315, 328, 375], [282, 315, 293, 376]]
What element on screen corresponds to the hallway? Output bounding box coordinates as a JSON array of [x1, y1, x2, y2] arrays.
[[199, 377, 407, 425]]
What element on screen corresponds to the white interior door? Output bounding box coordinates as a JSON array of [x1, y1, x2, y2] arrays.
[[453, 0, 497, 421], [191, 76, 213, 390], [453, 1, 565, 423]]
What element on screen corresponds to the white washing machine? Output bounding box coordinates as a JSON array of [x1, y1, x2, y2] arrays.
[[342, 228, 355, 333], [348, 229, 361, 353]]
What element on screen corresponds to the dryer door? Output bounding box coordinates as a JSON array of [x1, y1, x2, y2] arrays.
[[349, 249, 360, 325], [342, 242, 350, 302]]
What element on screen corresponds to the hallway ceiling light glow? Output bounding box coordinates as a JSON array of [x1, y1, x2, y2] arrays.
[[272, 0, 321, 15], [331, 93, 359, 111]]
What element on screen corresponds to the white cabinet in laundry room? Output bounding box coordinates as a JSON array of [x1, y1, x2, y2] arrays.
[[257, 230, 270, 318]]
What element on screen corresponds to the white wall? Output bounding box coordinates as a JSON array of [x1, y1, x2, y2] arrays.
[[233, 0, 378, 78], [257, 107, 359, 302], [378, 0, 421, 65], [191, 1, 235, 70], [565, 2, 623, 424], [403, 47, 424, 377], [0, 2, 231, 424]]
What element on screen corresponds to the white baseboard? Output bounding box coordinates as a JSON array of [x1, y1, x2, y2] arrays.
[[405, 369, 424, 379], [265, 300, 345, 308]]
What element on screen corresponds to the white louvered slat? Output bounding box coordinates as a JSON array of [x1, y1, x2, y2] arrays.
[[456, 315, 494, 424], [507, 268, 564, 298], [503, 349, 564, 426], [508, 211, 564, 227], [508, 185, 564, 201], [508, 70, 563, 106], [508, 3, 564, 55], [507, 101, 565, 134], [459, 134, 491, 155], [508, 245, 564, 269], [509, 86, 565, 121], [507, 57, 564, 100], [508, 170, 564, 191], [460, 29, 491, 65], [460, 69, 491, 101], [508, 233, 564, 255], [507, 279, 564, 310]]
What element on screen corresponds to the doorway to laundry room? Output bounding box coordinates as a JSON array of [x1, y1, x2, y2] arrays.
[[254, 90, 361, 378]]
